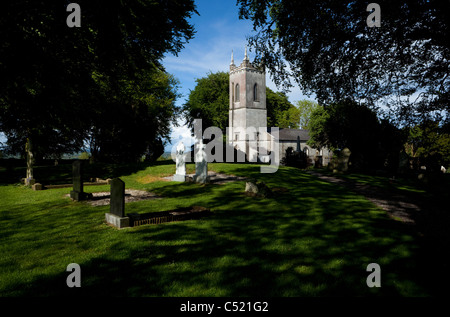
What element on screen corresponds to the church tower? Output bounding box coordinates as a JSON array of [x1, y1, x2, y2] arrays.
[[229, 48, 267, 161]]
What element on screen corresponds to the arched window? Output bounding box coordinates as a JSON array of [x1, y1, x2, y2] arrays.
[[235, 84, 240, 102], [253, 83, 258, 101]]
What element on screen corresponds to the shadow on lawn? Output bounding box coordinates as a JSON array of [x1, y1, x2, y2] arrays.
[[8, 170, 445, 297], [0, 160, 174, 186]]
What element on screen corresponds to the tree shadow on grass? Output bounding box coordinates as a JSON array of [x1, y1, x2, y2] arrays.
[[7, 206, 436, 297], [6, 176, 443, 297], [0, 160, 172, 186], [2, 166, 446, 297]]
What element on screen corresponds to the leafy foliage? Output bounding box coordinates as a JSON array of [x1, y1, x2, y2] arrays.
[[406, 120, 450, 170], [237, 0, 449, 124], [183, 71, 298, 135], [295, 100, 321, 130], [183, 72, 230, 134], [308, 99, 405, 171], [266, 89, 298, 128], [281, 146, 310, 168], [0, 0, 197, 162]]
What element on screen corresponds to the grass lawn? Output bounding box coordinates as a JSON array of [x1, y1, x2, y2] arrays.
[[0, 160, 443, 296]]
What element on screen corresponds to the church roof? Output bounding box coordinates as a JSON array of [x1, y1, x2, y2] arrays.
[[269, 128, 311, 141]]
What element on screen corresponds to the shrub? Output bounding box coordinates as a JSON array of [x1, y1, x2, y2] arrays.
[[281, 147, 309, 168]]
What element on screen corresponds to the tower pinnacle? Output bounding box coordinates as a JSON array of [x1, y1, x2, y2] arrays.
[[244, 46, 249, 61]]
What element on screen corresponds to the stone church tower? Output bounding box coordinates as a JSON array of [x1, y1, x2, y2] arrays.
[[228, 48, 267, 161]]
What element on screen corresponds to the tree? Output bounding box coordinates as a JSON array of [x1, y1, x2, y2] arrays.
[[266, 89, 299, 128], [87, 69, 181, 163], [183, 71, 298, 135], [308, 99, 405, 171], [405, 120, 450, 171], [237, 0, 449, 125], [295, 100, 321, 130], [183, 72, 230, 135], [0, 1, 197, 162]]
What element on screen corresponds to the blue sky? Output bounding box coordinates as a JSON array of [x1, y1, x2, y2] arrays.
[[163, 0, 315, 153]]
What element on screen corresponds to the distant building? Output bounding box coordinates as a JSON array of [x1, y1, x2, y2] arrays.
[[228, 48, 331, 166]]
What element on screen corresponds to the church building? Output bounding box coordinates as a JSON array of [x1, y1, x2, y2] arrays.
[[228, 48, 331, 166]]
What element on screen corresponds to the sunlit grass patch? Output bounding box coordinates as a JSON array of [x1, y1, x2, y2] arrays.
[[0, 162, 440, 296]]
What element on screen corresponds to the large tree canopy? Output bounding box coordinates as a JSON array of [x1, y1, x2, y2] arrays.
[[0, 1, 197, 161], [308, 99, 405, 171], [182, 71, 299, 136], [237, 0, 449, 125]]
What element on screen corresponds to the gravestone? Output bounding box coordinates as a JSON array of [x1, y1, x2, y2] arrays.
[[32, 183, 43, 191], [296, 136, 301, 152], [194, 140, 209, 183], [110, 178, 125, 217], [173, 141, 186, 182], [105, 178, 129, 229], [70, 160, 87, 201], [337, 148, 351, 172], [245, 180, 272, 198], [245, 181, 259, 194]]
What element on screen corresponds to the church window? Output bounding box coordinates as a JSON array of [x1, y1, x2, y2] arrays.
[[253, 83, 258, 101], [235, 84, 240, 102], [304, 147, 309, 156]]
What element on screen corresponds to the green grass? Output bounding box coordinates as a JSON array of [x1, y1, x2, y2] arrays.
[[316, 167, 450, 196], [0, 161, 442, 296]]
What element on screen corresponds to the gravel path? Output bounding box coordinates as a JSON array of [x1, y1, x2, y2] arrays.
[[305, 170, 449, 242], [66, 189, 161, 206]]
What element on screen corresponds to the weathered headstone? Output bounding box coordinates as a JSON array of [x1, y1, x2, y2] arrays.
[[110, 178, 125, 217], [105, 178, 129, 229], [173, 141, 186, 182], [25, 138, 36, 186], [194, 140, 208, 183], [337, 147, 351, 172], [245, 180, 272, 198], [245, 181, 259, 194], [70, 160, 87, 201], [32, 183, 43, 191]]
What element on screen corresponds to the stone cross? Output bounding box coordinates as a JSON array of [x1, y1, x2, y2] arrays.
[[110, 178, 125, 217], [70, 160, 86, 201], [296, 136, 301, 152], [173, 141, 186, 182], [194, 140, 208, 183]]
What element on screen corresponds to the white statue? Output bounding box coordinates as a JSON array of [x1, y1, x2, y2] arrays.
[[173, 141, 186, 182], [194, 139, 208, 183]]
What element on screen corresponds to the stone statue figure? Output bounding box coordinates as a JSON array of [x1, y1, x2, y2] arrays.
[[194, 139, 208, 183], [173, 141, 186, 182]]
